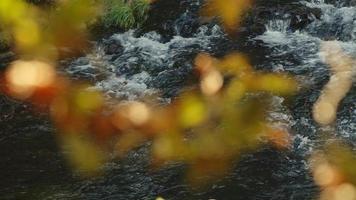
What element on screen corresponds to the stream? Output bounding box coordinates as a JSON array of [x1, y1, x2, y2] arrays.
[[0, 0, 355, 199]]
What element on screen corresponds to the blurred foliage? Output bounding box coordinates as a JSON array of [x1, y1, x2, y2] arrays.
[[26, 0, 56, 6], [311, 142, 356, 200], [310, 41, 355, 200], [313, 41, 354, 126], [2, 0, 354, 197], [0, 0, 150, 52], [0, 0, 99, 59], [0, 31, 11, 51], [0, 0, 297, 183], [202, 0, 252, 32]]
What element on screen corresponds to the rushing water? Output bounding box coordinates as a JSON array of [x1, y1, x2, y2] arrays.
[[1, 0, 355, 199]]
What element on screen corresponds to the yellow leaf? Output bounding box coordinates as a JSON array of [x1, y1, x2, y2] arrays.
[[74, 88, 103, 112], [218, 53, 252, 75], [250, 74, 297, 95], [178, 94, 207, 128]]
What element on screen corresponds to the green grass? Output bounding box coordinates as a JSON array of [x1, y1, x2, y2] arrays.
[[102, 0, 149, 29], [25, 0, 149, 30]]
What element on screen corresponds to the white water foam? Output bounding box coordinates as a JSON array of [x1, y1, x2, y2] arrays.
[[68, 25, 224, 101], [255, 0, 356, 154]]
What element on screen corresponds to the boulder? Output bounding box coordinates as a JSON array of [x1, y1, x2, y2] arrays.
[[102, 39, 124, 55]]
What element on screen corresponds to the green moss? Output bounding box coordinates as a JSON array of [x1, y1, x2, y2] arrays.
[[102, 0, 149, 30]]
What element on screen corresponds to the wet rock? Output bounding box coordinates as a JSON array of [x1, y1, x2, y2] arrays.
[[289, 7, 322, 31], [71, 57, 90, 66], [239, 1, 322, 37], [115, 63, 141, 77], [103, 39, 124, 55], [139, 0, 202, 40], [170, 57, 194, 70], [325, 0, 356, 6], [350, 0, 356, 6], [151, 68, 193, 97], [246, 22, 267, 37], [174, 12, 201, 37], [143, 63, 167, 76]]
